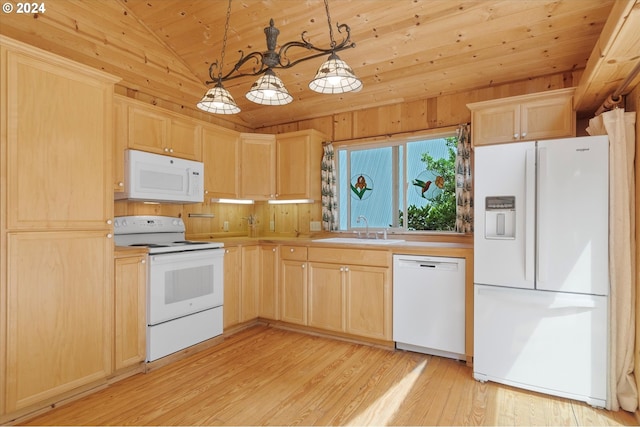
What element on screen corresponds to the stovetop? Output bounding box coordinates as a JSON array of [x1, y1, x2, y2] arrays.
[[114, 216, 224, 254]]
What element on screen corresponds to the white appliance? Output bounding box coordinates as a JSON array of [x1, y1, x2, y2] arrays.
[[114, 216, 224, 362], [393, 254, 466, 360], [115, 149, 204, 203], [473, 135, 609, 408]]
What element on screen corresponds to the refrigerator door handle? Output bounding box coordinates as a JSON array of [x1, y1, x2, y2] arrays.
[[525, 147, 536, 284], [537, 146, 548, 286]]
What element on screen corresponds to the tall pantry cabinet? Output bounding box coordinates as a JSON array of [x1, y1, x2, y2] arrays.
[[0, 36, 119, 420]]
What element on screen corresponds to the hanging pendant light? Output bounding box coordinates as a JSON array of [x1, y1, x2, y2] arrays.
[[197, 79, 241, 114], [309, 52, 363, 93], [196, 0, 240, 114], [246, 69, 293, 105], [309, 0, 362, 94]]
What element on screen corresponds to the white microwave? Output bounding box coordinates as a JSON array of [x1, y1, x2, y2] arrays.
[[116, 149, 204, 203]]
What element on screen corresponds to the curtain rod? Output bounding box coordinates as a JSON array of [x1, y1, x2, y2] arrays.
[[595, 60, 640, 116]]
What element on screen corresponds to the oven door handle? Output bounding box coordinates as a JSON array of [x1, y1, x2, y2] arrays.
[[150, 249, 224, 265]]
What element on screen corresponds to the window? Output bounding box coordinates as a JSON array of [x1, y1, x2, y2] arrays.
[[337, 133, 458, 233]]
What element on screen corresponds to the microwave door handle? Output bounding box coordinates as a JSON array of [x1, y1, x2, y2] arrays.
[[186, 168, 194, 196]]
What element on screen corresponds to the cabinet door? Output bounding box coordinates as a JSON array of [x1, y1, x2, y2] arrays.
[[114, 254, 146, 370], [307, 262, 344, 332], [113, 97, 128, 193], [345, 265, 391, 340], [128, 105, 168, 155], [6, 231, 113, 412], [202, 126, 240, 198], [5, 50, 114, 230], [169, 118, 202, 161], [521, 94, 575, 141], [240, 245, 260, 322], [223, 247, 241, 329], [471, 104, 520, 146], [276, 130, 323, 200], [240, 133, 276, 200], [259, 245, 279, 320], [280, 259, 307, 325]]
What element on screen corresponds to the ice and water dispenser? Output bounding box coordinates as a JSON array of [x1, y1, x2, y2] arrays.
[[484, 196, 515, 239]]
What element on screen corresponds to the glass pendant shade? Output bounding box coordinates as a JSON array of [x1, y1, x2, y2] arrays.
[[246, 69, 293, 105], [309, 52, 363, 94], [196, 82, 241, 114]]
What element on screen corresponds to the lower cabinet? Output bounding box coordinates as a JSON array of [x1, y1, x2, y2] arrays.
[[259, 245, 279, 320], [279, 246, 308, 325], [4, 231, 113, 413], [223, 246, 241, 329], [114, 250, 147, 372], [240, 245, 260, 322], [307, 261, 391, 340]]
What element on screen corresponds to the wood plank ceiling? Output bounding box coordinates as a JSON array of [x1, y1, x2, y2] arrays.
[[1, 0, 638, 129]]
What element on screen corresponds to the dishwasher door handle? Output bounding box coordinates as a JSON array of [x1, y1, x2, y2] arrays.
[[396, 259, 460, 271]]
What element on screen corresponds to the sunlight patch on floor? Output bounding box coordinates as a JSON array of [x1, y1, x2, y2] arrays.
[[346, 360, 428, 426]]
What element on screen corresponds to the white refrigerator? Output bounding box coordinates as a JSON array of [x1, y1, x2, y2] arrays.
[[473, 135, 609, 408]]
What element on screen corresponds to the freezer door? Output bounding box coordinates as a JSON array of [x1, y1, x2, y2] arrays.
[[474, 141, 535, 289], [537, 136, 609, 295], [473, 284, 608, 407]]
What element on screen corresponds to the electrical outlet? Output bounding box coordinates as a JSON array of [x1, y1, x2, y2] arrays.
[[269, 220, 275, 231], [310, 221, 321, 231], [223, 221, 229, 231]]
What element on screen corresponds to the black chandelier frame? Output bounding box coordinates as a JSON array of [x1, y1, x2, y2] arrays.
[[205, 19, 357, 85]]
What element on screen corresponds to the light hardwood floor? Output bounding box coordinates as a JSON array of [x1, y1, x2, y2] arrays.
[[22, 325, 638, 426]]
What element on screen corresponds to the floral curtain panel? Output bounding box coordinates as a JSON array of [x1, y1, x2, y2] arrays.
[[455, 124, 473, 233], [321, 143, 339, 231]]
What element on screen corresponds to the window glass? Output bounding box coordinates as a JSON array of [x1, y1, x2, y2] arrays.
[[337, 134, 457, 232]]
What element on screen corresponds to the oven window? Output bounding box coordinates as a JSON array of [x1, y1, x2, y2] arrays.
[[164, 265, 214, 304]]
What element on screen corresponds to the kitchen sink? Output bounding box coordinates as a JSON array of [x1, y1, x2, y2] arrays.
[[312, 237, 405, 245]]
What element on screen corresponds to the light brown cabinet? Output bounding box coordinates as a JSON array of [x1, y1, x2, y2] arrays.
[[126, 100, 202, 161], [276, 129, 326, 200], [279, 246, 308, 325], [114, 251, 147, 372], [240, 245, 260, 322], [467, 88, 575, 146], [259, 245, 279, 320], [223, 246, 242, 329], [240, 133, 276, 200], [1, 36, 118, 419], [202, 125, 240, 199], [307, 247, 392, 341]]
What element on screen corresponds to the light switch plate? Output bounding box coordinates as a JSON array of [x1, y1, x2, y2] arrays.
[[310, 221, 321, 231]]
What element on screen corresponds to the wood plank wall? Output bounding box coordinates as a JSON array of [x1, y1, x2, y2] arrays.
[[256, 71, 581, 141]]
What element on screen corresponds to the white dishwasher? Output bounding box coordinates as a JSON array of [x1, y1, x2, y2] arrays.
[[393, 254, 465, 360]]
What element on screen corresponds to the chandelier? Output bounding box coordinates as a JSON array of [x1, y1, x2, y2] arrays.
[[196, 0, 362, 114]]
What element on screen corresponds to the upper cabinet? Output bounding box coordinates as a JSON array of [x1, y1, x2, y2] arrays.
[[467, 88, 575, 146], [114, 96, 202, 162], [276, 129, 326, 200], [239, 133, 276, 200], [202, 124, 240, 199]]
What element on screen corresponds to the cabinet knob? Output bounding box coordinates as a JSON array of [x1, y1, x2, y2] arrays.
[[290, 248, 294, 252], [344, 267, 349, 272], [513, 133, 519, 139], [107, 233, 113, 239], [118, 182, 124, 187], [225, 249, 230, 254], [340, 267, 344, 272], [301, 264, 305, 268], [141, 259, 146, 264], [521, 132, 527, 138], [106, 219, 113, 225], [164, 147, 169, 152], [272, 248, 276, 252], [169, 148, 174, 153]]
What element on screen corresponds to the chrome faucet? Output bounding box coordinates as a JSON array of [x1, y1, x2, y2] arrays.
[[356, 215, 369, 239]]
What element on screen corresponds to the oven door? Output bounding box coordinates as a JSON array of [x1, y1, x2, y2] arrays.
[[148, 248, 224, 325]]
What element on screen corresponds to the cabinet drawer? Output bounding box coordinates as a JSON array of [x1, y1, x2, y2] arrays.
[[308, 247, 390, 267], [280, 245, 308, 261]]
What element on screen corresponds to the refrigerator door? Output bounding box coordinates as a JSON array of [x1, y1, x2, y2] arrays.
[[474, 141, 536, 289], [473, 284, 608, 407], [536, 136, 609, 295]]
